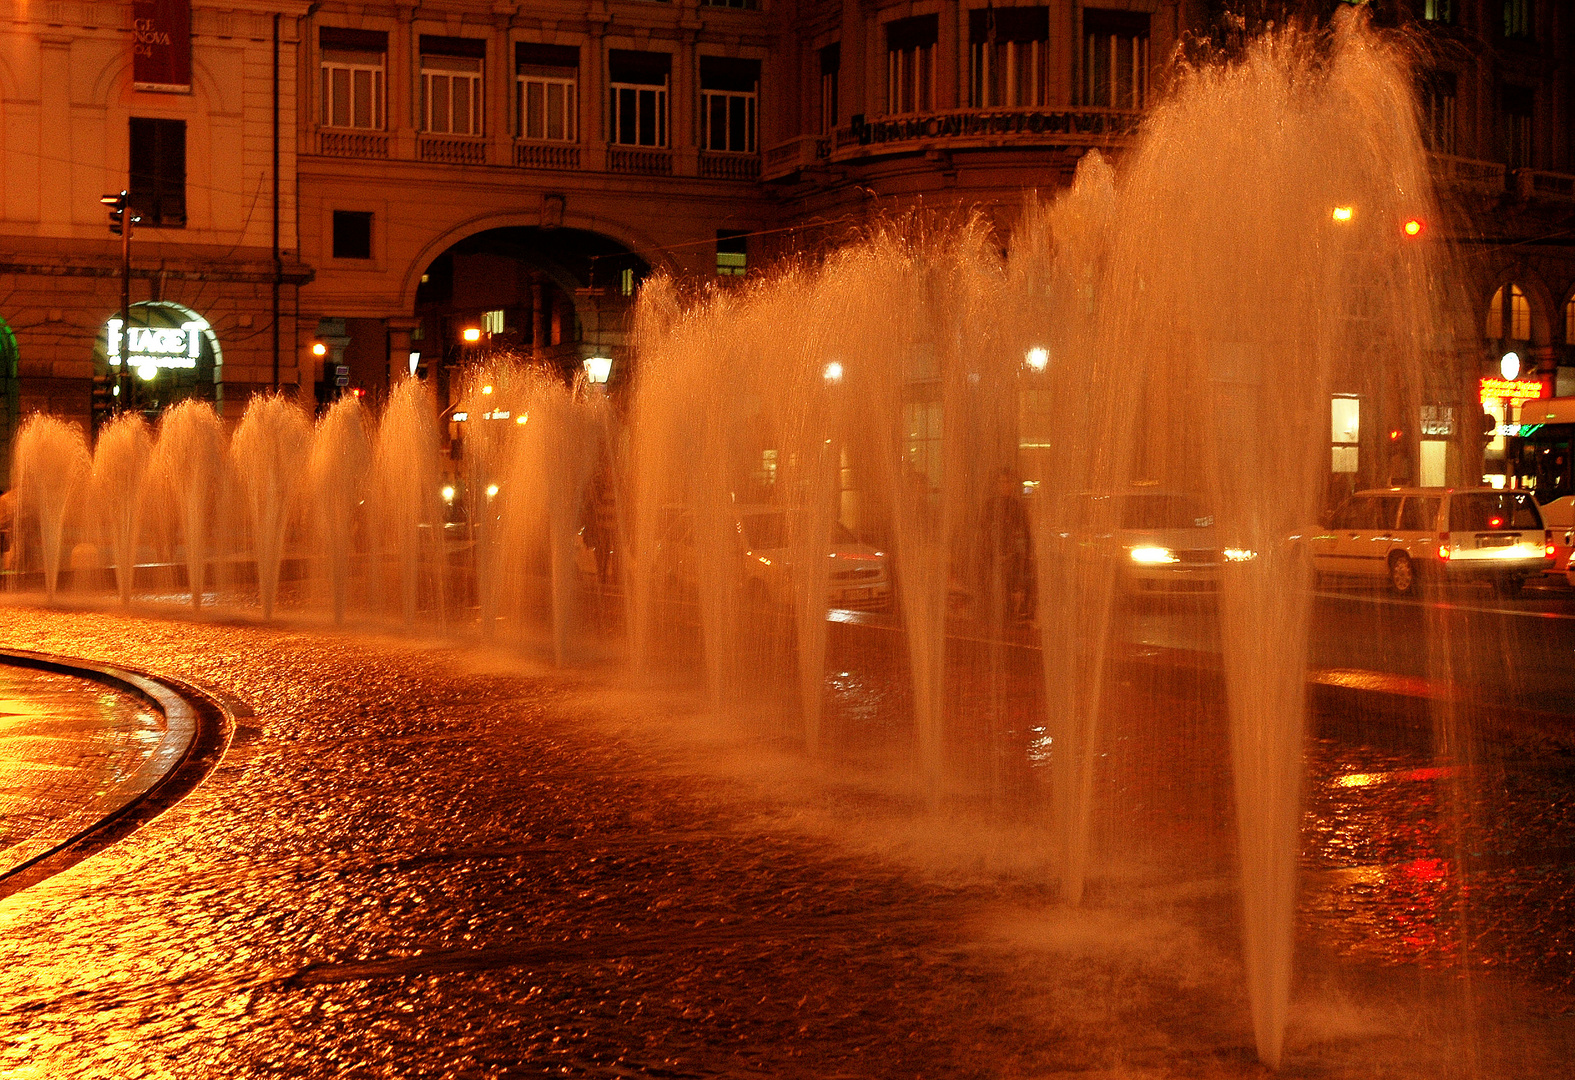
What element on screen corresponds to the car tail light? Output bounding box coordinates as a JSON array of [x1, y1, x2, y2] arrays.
[[1438, 532, 1450, 561], [1547, 529, 1556, 558]]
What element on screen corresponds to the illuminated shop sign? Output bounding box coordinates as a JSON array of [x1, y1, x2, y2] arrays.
[[1479, 377, 1547, 407], [106, 317, 207, 369]]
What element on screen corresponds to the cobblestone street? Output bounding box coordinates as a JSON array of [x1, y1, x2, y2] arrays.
[[0, 605, 1571, 1079]]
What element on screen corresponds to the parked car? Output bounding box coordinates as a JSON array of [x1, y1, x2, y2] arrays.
[[652, 503, 892, 611], [1536, 494, 1575, 585], [1311, 487, 1554, 596], [1047, 490, 1226, 593]]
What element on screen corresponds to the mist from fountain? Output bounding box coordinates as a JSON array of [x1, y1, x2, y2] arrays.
[[232, 394, 312, 620], [308, 395, 373, 626], [90, 413, 153, 606], [150, 400, 228, 610], [13, 416, 91, 601], [0, 14, 1464, 1071]]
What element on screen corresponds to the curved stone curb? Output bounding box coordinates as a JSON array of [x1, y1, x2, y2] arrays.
[[0, 649, 235, 900]]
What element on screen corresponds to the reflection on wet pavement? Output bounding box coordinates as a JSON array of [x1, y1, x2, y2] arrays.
[[0, 606, 1571, 1077], [0, 665, 162, 872]]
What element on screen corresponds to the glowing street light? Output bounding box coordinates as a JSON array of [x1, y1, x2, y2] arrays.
[[1501, 351, 1521, 380], [1025, 346, 1049, 372], [583, 356, 613, 384], [311, 341, 327, 357], [1403, 218, 1424, 237], [461, 327, 482, 343], [823, 361, 843, 384], [1331, 206, 1354, 223]]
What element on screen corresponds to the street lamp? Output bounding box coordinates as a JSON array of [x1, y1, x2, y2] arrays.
[[823, 361, 843, 384], [1025, 346, 1049, 373], [101, 191, 139, 409], [1501, 351, 1521, 381], [583, 356, 613, 384], [461, 327, 482, 343]]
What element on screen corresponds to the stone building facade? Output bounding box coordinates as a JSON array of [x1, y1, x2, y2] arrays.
[[0, 0, 311, 475]]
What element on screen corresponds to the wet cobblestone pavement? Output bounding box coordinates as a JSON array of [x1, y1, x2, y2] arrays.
[[0, 663, 162, 874], [1, 605, 1572, 1078]]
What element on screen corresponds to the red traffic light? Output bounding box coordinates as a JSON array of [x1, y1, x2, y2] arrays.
[[1388, 428, 1403, 441], [1402, 218, 1424, 237]]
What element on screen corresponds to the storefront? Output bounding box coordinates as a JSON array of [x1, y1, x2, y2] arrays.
[[93, 301, 223, 423]]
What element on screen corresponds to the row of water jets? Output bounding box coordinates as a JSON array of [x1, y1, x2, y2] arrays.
[[12, 370, 609, 665], [7, 16, 1462, 1070]]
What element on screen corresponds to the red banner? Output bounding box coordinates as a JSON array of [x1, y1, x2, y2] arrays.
[[132, 0, 191, 93]]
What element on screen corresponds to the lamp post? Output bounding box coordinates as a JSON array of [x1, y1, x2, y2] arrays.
[[101, 191, 139, 411]]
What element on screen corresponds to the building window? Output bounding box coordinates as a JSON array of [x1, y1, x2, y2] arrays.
[[1502, 86, 1533, 168], [1503, 0, 1532, 39], [129, 118, 185, 228], [1332, 395, 1360, 474], [717, 230, 747, 277], [320, 27, 386, 130], [886, 15, 937, 115], [820, 43, 840, 135], [1423, 0, 1454, 21], [516, 43, 578, 141], [332, 211, 372, 259], [700, 57, 759, 154], [482, 309, 506, 334], [1419, 71, 1457, 154], [620, 268, 635, 297], [970, 7, 1048, 108], [421, 37, 485, 135], [1083, 9, 1149, 109], [1487, 283, 1532, 342], [609, 50, 670, 148]]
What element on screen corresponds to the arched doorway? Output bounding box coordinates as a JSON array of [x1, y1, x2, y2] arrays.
[[0, 316, 18, 489], [92, 300, 224, 426], [412, 227, 649, 385]]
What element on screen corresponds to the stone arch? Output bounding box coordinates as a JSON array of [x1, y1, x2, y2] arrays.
[[92, 300, 225, 415], [398, 210, 672, 314], [1483, 267, 1556, 348], [90, 50, 235, 115]]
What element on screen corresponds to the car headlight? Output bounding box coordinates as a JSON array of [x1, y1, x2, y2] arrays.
[[1129, 546, 1177, 564], [1223, 548, 1258, 562]]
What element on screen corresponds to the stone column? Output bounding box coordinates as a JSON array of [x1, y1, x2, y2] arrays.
[[584, 14, 609, 171], [488, 9, 513, 165], [393, 6, 418, 159], [937, 0, 960, 110]]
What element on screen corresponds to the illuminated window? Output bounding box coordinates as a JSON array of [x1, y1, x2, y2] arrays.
[[1503, 0, 1532, 40], [320, 27, 386, 130], [1487, 283, 1531, 341], [903, 400, 943, 492], [620, 268, 635, 297], [887, 16, 937, 115], [422, 37, 485, 135], [970, 8, 1048, 108], [1332, 395, 1359, 474], [1083, 9, 1149, 110], [717, 230, 747, 277], [820, 43, 840, 134], [482, 309, 505, 335], [516, 44, 577, 142], [1423, 0, 1454, 21], [700, 57, 759, 154]]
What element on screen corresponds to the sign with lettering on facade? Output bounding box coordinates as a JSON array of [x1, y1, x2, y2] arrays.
[[106, 317, 205, 369], [1479, 377, 1548, 407], [132, 0, 192, 93]]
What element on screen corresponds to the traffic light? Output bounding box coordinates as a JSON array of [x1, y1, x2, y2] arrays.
[[91, 373, 116, 429], [1402, 217, 1425, 238], [101, 191, 127, 234]]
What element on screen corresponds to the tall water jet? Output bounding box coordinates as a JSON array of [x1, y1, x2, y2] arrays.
[[455, 362, 521, 640], [12, 415, 90, 601], [372, 378, 446, 628], [1011, 154, 1123, 904], [91, 412, 154, 605], [309, 395, 373, 625], [232, 394, 313, 619], [151, 400, 228, 610], [1102, 15, 1447, 1065]]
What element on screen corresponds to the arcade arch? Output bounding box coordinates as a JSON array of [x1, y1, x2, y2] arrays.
[[92, 300, 224, 421]]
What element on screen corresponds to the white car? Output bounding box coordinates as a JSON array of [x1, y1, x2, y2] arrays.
[[736, 505, 892, 611], [1049, 491, 1224, 593], [1311, 487, 1553, 596]]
